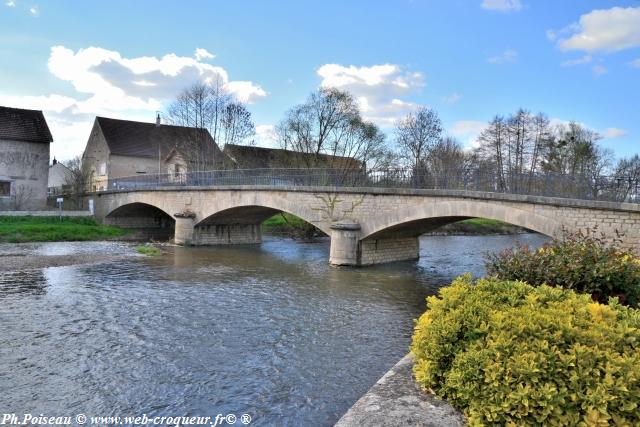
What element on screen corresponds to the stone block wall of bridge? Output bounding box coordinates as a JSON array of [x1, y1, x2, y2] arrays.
[[89, 186, 640, 266]]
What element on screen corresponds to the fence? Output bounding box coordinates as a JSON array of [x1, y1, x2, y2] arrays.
[[106, 168, 640, 204]]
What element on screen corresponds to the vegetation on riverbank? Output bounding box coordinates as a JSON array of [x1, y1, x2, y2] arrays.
[[486, 227, 640, 307], [411, 276, 640, 426], [262, 213, 325, 239], [0, 216, 127, 243], [428, 218, 526, 235], [412, 229, 640, 424], [135, 244, 162, 256], [262, 213, 525, 238]]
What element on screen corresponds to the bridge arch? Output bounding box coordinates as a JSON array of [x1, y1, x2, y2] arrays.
[[360, 200, 568, 240], [194, 192, 330, 236], [104, 201, 175, 240]]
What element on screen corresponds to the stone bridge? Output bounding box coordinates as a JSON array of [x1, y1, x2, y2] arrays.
[[90, 185, 640, 266]]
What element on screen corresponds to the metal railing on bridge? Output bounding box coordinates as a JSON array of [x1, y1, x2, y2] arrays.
[[107, 168, 640, 204]]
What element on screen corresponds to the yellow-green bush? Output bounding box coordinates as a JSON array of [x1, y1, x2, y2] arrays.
[[411, 275, 640, 426]]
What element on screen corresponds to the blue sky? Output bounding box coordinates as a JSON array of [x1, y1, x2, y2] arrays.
[[1, 0, 639, 161]]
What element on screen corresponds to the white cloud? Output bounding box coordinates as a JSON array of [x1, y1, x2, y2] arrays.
[[29, 5, 37, 15], [632, 59, 640, 68], [487, 49, 517, 64], [450, 120, 487, 148], [592, 65, 608, 75], [557, 7, 640, 52], [561, 55, 592, 67], [226, 81, 267, 104], [5, 1, 15, 7], [603, 128, 628, 138], [546, 23, 580, 42], [0, 94, 76, 113], [317, 63, 424, 127], [481, 0, 522, 12], [441, 93, 461, 105], [255, 124, 279, 148], [194, 48, 215, 61], [0, 45, 266, 160]]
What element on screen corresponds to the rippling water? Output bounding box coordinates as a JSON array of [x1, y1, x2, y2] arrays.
[[0, 234, 548, 426]]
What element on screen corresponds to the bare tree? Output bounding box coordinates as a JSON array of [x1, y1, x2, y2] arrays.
[[11, 185, 34, 210], [221, 101, 255, 147], [425, 136, 468, 186], [476, 115, 508, 190], [166, 80, 255, 168], [64, 156, 94, 209], [612, 155, 640, 201], [394, 107, 443, 173], [277, 87, 387, 172]]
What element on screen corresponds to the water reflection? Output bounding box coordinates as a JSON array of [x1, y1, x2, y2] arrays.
[[0, 233, 548, 426]]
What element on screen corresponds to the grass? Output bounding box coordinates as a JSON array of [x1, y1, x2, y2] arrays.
[[262, 213, 322, 239], [135, 245, 162, 256], [0, 216, 128, 243], [262, 213, 308, 229]]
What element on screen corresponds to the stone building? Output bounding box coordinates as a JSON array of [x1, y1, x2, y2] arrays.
[[82, 116, 230, 190], [48, 158, 73, 194], [0, 106, 53, 210], [223, 144, 364, 170]]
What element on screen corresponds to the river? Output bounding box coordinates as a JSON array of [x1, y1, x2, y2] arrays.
[[0, 234, 548, 426]]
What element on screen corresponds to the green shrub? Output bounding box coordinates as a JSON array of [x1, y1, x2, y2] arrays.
[[136, 245, 161, 256], [411, 275, 640, 426], [485, 227, 640, 307]]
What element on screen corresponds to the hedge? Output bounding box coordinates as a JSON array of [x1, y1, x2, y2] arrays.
[[485, 228, 640, 307], [411, 275, 640, 426]]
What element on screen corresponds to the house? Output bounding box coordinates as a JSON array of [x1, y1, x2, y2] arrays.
[[223, 144, 364, 170], [82, 115, 231, 190], [48, 158, 73, 195], [0, 106, 53, 210]]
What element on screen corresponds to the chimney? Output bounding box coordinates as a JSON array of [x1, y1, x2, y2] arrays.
[[52, 157, 57, 165], [156, 112, 161, 127]]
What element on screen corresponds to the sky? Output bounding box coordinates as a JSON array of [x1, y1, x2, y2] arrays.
[[0, 0, 639, 161]]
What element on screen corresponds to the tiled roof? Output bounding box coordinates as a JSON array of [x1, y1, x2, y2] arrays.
[[0, 106, 53, 143], [96, 116, 223, 160], [223, 144, 363, 169]]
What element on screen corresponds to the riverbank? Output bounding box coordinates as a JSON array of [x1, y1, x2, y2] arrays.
[[335, 354, 463, 427], [425, 218, 527, 235], [0, 241, 138, 270], [0, 216, 127, 243], [262, 213, 528, 236]]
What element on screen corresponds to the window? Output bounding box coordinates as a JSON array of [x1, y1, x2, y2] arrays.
[[0, 181, 10, 197], [99, 162, 107, 176], [174, 164, 181, 177]]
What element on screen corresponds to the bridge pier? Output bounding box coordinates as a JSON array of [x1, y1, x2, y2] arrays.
[[192, 224, 262, 245], [329, 221, 421, 266], [329, 221, 362, 266], [359, 237, 420, 265], [174, 217, 195, 245]]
